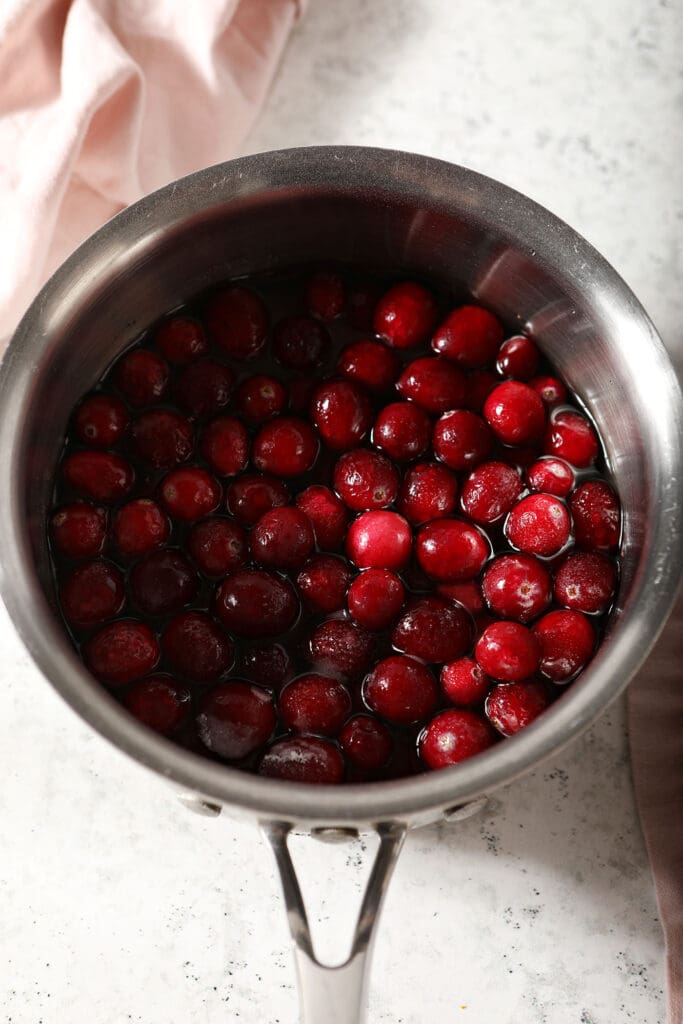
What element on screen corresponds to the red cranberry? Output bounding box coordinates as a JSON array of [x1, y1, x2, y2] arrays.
[[160, 467, 221, 521], [253, 416, 319, 476], [305, 270, 345, 320], [364, 655, 437, 724], [124, 675, 191, 735], [310, 379, 373, 452], [242, 644, 293, 689], [130, 409, 194, 468], [530, 375, 567, 407], [460, 460, 523, 524], [188, 517, 248, 575], [333, 449, 399, 511], [62, 450, 134, 504], [392, 597, 473, 662], [273, 315, 329, 369], [84, 620, 160, 686], [206, 286, 268, 359], [115, 349, 169, 407], [373, 282, 438, 349], [397, 462, 458, 525], [484, 381, 546, 445], [485, 679, 549, 736], [416, 518, 489, 582], [475, 621, 541, 681], [309, 618, 375, 678], [337, 339, 400, 393], [569, 481, 620, 552], [532, 609, 595, 681], [198, 682, 276, 758], [173, 359, 234, 417], [482, 553, 552, 623], [373, 402, 431, 462], [51, 503, 107, 558], [505, 493, 571, 557], [464, 369, 498, 411], [216, 569, 299, 638], [131, 549, 198, 616], [280, 674, 352, 736], [396, 356, 466, 413], [113, 499, 169, 556], [433, 409, 494, 471], [544, 409, 599, 467], [163, 611, 234, 681], [200, 417, 249, 476], [431, 305, 504, 368], [420, 709, 496, 769], [154, 316, 207, 364], [258, 737, 345, 784], [526, 457, 574, 497], [297, 555, 352, 614], [234, 374, 287, 424], [251, 506, 315, 570], [496, 335, 540, 380], [347, 282, 382, 331], [436, 580, 485, 617], [346, 510, 412, 570], [339, 715, 393, 773], [441, 657, 490, 706], [554, 551, 617, 614], [295, 484, 348, 550], [60, 559, 124, 625], [347, 568, 405, 630], [226, 473, 289, 526], [75, 394, 128, 447]]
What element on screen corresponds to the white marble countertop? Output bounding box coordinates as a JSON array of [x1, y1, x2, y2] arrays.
[[1, 1, 681, 1021]]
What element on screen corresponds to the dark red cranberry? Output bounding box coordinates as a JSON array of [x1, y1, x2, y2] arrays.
[[532, 609, 595, 681], [337, 339, 400, 393], [436, 580, 485, 617], [205, 286, 268, 359], [173, 359, 234, 417], [339, 715, 393, 772], [60, 559, 124, 625], [526, 457, 574, 497], [273, 315, 329, 369], [482, 553, 551, 623], [51, 503, 107, 558], [460, 460, 523, 524], [305, 270, 345, 320], [309, 618, 375, 678], [130, 549, 198, 616], [258, 737, 345, 784], [397, 462, 458, 525], [163, 611, 234, 681], [130, 409, 194, 468], [396, 356, 466, 413], [346, 510, 412, 570], [433, 409, 494, 471], [347, 282, 382, 331], [530, 375, 568, 407], [62, 450, 134, 503], [310, 379, 373, 452], [295, 484, 348, 550], [253, 416, 319, 477], [464, 369, 498, 411], [544, 409, 599, 467], [392, 597, 473, 662], [484, 381, 546, 445], [373, 282, 438, 349], [154, 316, 207, 364], [115, 349, 169, 407], [226, 473, 289, 526], [554, 551, 617, 614], [200, 416, 249, 476], [441, 657, 490, 706], [333, 449, 399, 511], [347, 568, 405, 630], [188, 517, 248, 576], [420, 709, 496, 769], [251, 506, 315, 570], [570, 481, 620, 552], [160, 467, 221, 521], [297, 555, 352, 614], [280, 674, 352, 736], [416, 518, 489, 582], [242, 644, 293, 689], [364, 655, 437, 724], [475, 620, 541, 681], [505, 493, 571, 557], [485, 679, 549, 736], [124, 675, 191, 735], [113, 499, 169, 556], [373, 402, 431, 462], [431, 305, 504, 368], [234, 374, 287, 424], [75, 394, 128, 447], [496, 335, 540, 380], [198, 682, 276, 758], [216, 569, 299, 638], [84, 620, 159, 685]]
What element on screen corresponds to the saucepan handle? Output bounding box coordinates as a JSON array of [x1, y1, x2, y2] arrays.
[[262, 821, 407, 1024]]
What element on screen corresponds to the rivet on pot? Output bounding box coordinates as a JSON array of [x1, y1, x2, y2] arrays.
[[177, 793, 223, 817], [442, 797, 489, 823], [310, 826, 359, 843]]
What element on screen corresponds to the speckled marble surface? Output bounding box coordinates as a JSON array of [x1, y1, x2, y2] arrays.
[[1, 1, 681, 1022]]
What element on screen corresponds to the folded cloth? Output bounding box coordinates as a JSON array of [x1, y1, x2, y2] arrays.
[[0, 0, 304, 340]]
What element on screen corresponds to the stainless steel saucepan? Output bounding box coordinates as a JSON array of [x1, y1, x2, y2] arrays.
[[0, 147, 680, 1023]]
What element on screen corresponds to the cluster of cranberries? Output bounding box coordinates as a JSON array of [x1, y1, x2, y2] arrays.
[[49, 268, 621, 784]]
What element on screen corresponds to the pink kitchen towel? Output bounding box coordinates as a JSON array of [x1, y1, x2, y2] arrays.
[[0, 0, 304, 341]]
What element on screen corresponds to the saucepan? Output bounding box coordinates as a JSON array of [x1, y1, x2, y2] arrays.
[[0, 147, 681, 1023]]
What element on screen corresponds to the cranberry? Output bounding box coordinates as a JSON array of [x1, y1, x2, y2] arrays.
[[436, 580, 485, 617], [160, 467, 221, 521], [216, 569, 299, 638], [482, 553, 552, 623], [188, 517, 248, 576], [253, 416, 319, 477], [280, 674, 351, 736], [295, 484, 348, 550], [530, 375, 567, 407], [200, 416, 249, 476], [464, 369, 498, 411], [130, 409, 194, 468], [113, 499, 169, 556], [485, 679, 549, 736], [396, 356, 466, 413], [431, 305, 504, 368], [115, 349, 169, 408], [173, 359, 234, 417], [433, 409, 494, 471], [373, 401, 431, 462], [392, 597, 473, 662], [441, 657, 490, 706], [339, 715, 393, 773], [310, 379, 373, 452], [420, 709, 495, 769], [347, 282, 381, 331], [526, 457, 574, 497], [297, 554, 352, 614], [416, 518, 489, 582], [234, 374, 287, 424], [62, 450, 134, 504], [337, 339, 399, 393], [251, 506, 315, 570], [544, 409, 599, 467], [496, 335, 540, 380], [346, 510, 412, 570], [475, 621, 541, 681], [51, 503, 107, 558], [333, 449, 399, 511], [373, 281, 438, 349], [460, 460, 523, 524], [309, 618, 375, 678], [532, 609, 595, 681], [131, 549, 198, 616], [60, 559, 124, 625], [84, 620, 160, 686], [288, 378, 317, 417], [242, 644, 293, 689], [206, 286, 268, 360], [258, 737, 345, 784], [554, 551, 617, 614], [273, 315, 329, 369], [570, 481, 620, 552], [364, 655, 437, 725], [347, 568, 405, 630], [484, 381, 546, 445], [124, 675, 191, 734], [305, 270, 345, 320], [198, 682, 276, 758], [154, 316, 207, 364], [163, 610, 234, 680], [505, 493, 571, 557], [395, 462, 456, 525], [75, 394, 128, 447], [226, 473, 289, 526]]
